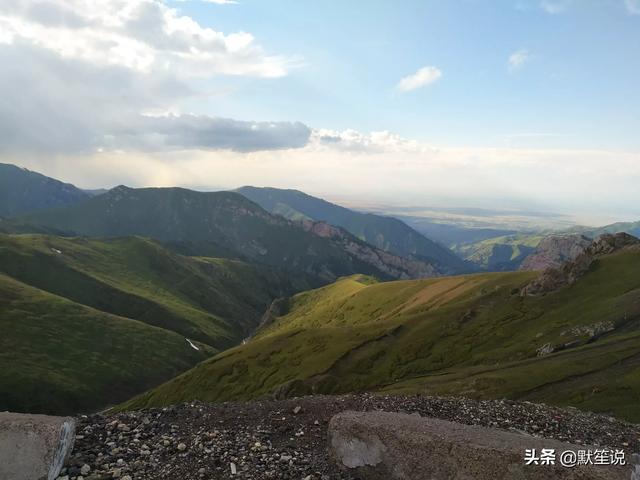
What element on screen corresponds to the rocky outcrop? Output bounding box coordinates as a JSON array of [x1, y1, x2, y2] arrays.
[[329, 411, 630, 479], [257, 297, 290, 331], [300, 219, 440, 279], [0, 412, 76, 480], [520, 234, 592, 271], [522, 233, 640, 296]]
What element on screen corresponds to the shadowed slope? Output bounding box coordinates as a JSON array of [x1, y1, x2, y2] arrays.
[[0, 273, 215, 415], [0, 163, 89, 216], [237, 186, 468, 274], [0, 234, 312, 348], [17, 186, 443, 281]]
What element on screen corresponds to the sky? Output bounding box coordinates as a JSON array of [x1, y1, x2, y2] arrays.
[[0, 0, 639, 225]]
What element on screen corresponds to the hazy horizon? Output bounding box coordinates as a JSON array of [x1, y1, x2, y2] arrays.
[[4, 160, 634, 228], [1, 0, 639, 224]]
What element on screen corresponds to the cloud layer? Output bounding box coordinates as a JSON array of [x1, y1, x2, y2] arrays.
[[0, 0, 307, 154], [14, 129, 639, 223]]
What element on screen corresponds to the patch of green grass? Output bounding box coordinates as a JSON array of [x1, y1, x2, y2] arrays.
[[122, 249, 640, 422], [0, 234, 310, 349], [453, 234, 544, 271], [0, 273, 215, 415]]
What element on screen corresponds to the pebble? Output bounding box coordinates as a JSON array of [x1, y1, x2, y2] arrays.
[[64, 393, 640, 480]]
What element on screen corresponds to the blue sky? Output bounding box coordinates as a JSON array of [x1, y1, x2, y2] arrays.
[[173, 0, 640, 151], [1, 0, 639, 224]]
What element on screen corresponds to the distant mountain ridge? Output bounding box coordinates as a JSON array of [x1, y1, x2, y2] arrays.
[[519, 234, 592, 271], [236, 186, 468, 274], [15, 185, 443, 282], [522, 233, 640, 296], [578, 221, 640, 239], [0, 163, 90, 216]]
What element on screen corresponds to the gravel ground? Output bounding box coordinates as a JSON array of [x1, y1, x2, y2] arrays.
[[60, 394, 640, 480]]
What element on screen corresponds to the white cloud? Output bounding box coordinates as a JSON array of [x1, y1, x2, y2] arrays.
[[313, 129, 434, 154], [625, 0, 640, 14], [0, 0, 307, 155], [177, 0, 239, 3], [0, 0, 293, 77], [508, 49, 530, 71], [396, 66, 442, 93]]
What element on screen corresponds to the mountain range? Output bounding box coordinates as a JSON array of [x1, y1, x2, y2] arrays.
[[0, 164, 472, 413], [0, 163, 90, 217], [236, 186, 468, 274], [2, 162, 640, 422], [11, 185, 452, 282]]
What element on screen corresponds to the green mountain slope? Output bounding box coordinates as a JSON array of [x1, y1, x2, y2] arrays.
[[0, 273, 215, 415], [0, 234, 311, 348], [0, 234, 316, 414], [16, 186, 441, 281], [453, 233, 544, 271], [0, 163, 89, 216], [236, 186, 468, 274], [579, 221, 640, 238], [456, 219, 640, 272], [124, 246, 640, 421]]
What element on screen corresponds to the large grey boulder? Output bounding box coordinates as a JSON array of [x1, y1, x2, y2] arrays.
[[0, 412, 76, 480], [329, 411, 631, 480]]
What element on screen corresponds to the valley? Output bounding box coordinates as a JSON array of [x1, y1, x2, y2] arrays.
[[123, 240, 640, 422], [0, 233, 313, 414], [1, 164, 640, 425]]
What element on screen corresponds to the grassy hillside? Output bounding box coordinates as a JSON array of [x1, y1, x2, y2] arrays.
[[0, 234, 319, 414], [0, 234, 312, 348], [124, 248, 640, 421], [453, 233, 543, 271], [456, 219, 640, 272], [0, 273, 215, 415], [236, 186, 468, 274], [578, 221, 640, 239], [16, 186, 440, 281], [0, 163, 89, 216]]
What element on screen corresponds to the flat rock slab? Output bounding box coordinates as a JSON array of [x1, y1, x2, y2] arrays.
[[329, 411, 632, 480], [0, 412, 76, 480]]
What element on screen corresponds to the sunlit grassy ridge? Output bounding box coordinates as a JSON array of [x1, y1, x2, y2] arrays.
[[123, 249, 640, 421]]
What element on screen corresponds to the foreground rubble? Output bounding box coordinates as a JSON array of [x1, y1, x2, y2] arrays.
[[62, 394, 640, 480]]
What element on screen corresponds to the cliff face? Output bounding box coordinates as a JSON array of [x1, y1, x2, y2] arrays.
[[519, 234, 592, 271], [300, 220, 440, 279], [522, 233, 640, 296]]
